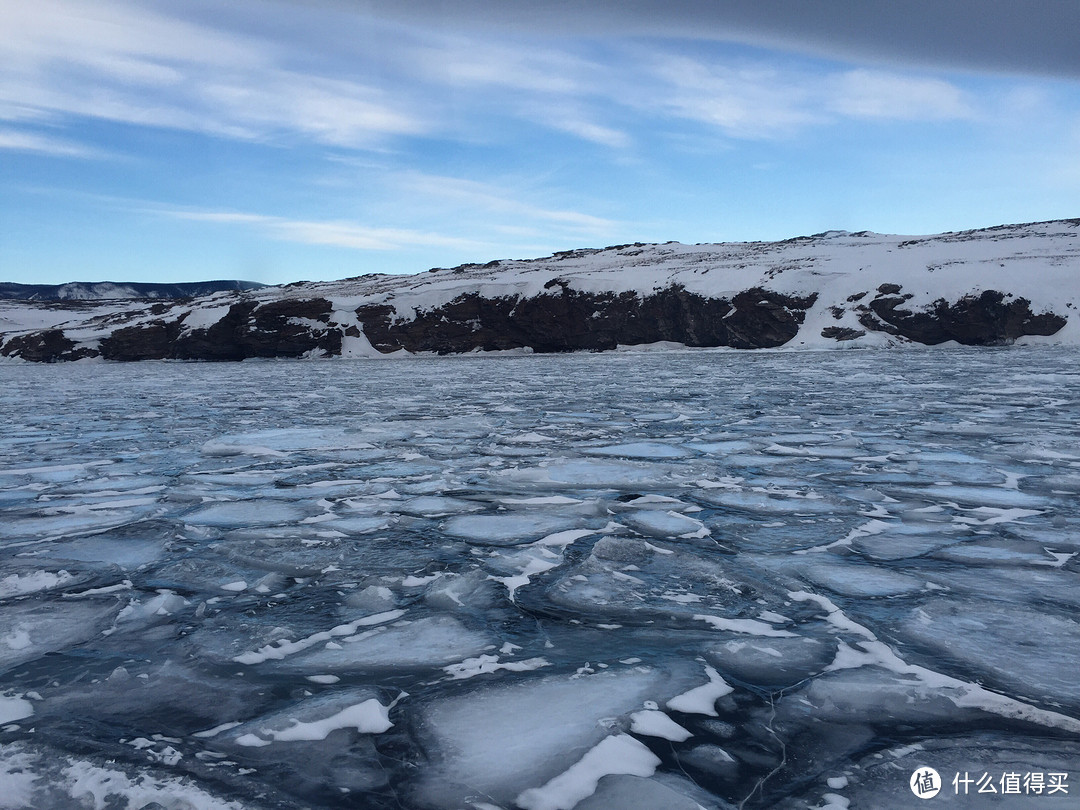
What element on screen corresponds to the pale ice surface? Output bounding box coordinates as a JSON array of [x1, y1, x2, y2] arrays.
[[515, 734, 661, 810], [1, 347, 1079, 809]]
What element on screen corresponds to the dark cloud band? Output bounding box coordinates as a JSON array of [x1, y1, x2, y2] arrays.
[[354, 0, 1080, 78]]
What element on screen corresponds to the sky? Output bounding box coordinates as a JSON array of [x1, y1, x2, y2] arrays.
[[1, 0, 1079, 286]]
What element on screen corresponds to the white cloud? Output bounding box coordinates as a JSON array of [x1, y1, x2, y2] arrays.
[[540, 113, 631, 149], [394, 172, 619, 235], [1, 0, 263, 72], [196, 73, 424, 145], [827, 70, 973, 120], [0, 128, 109, 158], [267, 219, 471, 251], [0, 0, 427, 148], [0, 0, 982, 160], [0, 0, 627, 153], [645, 55, 824, 138], [398, 32, 638, 148], [421, 38, 594, 95], [157, 206, 480, 252], [631, 51, 975, 139]]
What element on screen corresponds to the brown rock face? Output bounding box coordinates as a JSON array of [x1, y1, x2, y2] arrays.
[[356, 285, 818, 354], [857, 288, 1067, 345]]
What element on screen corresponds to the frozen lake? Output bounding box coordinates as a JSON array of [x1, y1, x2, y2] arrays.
[[1, 347, 1079, 809]]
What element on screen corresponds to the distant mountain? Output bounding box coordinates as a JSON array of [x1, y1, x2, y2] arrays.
[[1, 219, 1077, 362], [0, 280, 266, 301]]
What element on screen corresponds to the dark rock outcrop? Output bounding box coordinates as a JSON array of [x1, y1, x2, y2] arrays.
[[173, 298, 340, 361], [0, 329, 95, 362], [98, 298, 341, 361], [356, 286, 818, 354], [857, 288, 1067, 345], [821, 326, 866, 341], [101, 319, 185, 361], [1, 222, 1074, 362]]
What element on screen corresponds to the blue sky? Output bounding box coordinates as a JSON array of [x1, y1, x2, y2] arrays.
[[2, 0, 1079, 285]]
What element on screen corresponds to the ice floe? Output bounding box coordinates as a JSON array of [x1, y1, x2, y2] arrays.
[[413, 664, 700, 808], [441, 513, 578, 545], [516, 734, 662, 810], [0, 598, 121, 673], [3, 347, 1079, 809]]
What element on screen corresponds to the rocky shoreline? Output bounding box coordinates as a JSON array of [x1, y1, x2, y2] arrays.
[[2, 220, 1075, 361]]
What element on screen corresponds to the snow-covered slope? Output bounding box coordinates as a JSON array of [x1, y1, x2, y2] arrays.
[[1, 219, 1077, 361], [0, 279, 266, 301]]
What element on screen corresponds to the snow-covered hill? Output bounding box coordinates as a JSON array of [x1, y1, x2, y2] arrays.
[[1, 219, 1077, 361], [0, 280, 266, 302]]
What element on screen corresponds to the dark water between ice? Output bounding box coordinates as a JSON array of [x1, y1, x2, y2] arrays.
[[1, 347, 1079, 809]]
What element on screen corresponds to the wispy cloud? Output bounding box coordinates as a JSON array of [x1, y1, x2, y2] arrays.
[[419, 38, 595, 95], [827, 70, 973, 120], [535, 110, 631, 149], [394, 172, 620, 235], [0, 0, 986, 161], [633, 51, 975, 139], [154, 206, 482, 252], [398, 31, 638, 149], [0, 0, 427, 148], [645, 56, 824, 139], [0, 128, 110, 159]]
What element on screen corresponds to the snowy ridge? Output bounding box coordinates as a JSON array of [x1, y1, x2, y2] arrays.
[[1, 218, 1078, 360], [346, 219, 1078, 311], [0, 279, 266, 302]]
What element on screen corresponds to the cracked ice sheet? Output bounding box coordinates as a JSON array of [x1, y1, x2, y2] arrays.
[[624, 510, 710, 539], [234, 696, 395, 746], [666, 665, 734, 716], [774, 736, 1080, 810], [516, 734, 661, 810], [0, 569, 77, 599], [583, 442, 692, 459], [894, 599, 1080, 711], [629, 709, 692, 741], [441, 513, 578, 545], [231, 609, 406, 665], [3, 346, 1080, 810], [0, 742, 250, 810], [499, 459, 685, 489], [442, 654, 551, 680], [694, 614, 798, 638], [266, 615, 495, 673], [487, 530, 594, 602], [0, 693, 33, 724], [412, 663, 701, 809], [789, 590, 1080, 733], [0, 599, 122, 673]]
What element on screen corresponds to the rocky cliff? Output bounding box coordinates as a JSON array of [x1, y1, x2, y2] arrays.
[[1, 220, 1076, 362]]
